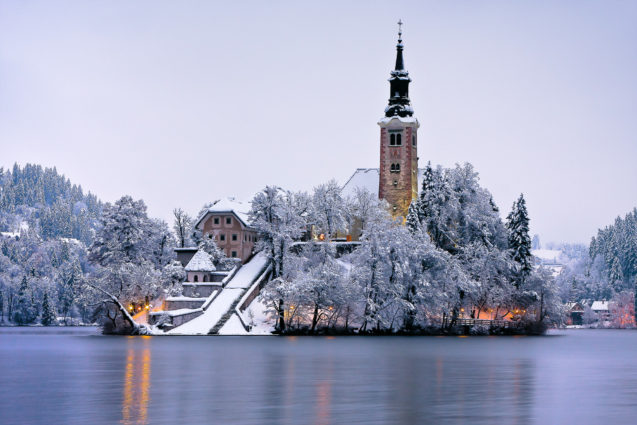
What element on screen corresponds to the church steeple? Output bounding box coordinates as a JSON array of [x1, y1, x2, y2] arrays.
[[385, 20, 414, 118], [378, 20, 420, 220]]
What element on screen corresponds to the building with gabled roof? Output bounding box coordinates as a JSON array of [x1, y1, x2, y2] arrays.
[[195, 198, 257, 262]]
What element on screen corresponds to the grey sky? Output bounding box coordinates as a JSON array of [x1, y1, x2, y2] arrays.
[[1, 1, 636, 244]]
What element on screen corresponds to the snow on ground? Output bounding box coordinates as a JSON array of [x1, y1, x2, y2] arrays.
[[165, 296, 208, 302], [225, 253, 268, 289], [167, 253, 268, 335], [154, 308, 202, 318], [167, 289, 243, 335], [217, 314, 250, 335], [244, 299, 275, 335]]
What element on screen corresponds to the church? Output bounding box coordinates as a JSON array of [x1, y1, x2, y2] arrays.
[[342, 21, 425, 220]]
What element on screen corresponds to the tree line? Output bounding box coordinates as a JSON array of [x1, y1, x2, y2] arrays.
[[252, 163, 560, 335]]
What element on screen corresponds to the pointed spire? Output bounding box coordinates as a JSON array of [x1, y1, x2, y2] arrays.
[[395, 19, 405, 70], [384, 19, 413, 117]]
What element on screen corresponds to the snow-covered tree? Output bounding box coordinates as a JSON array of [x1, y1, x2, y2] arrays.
[[506, 194, 533, 285], [250, 187, 308, 331], [310, 180, 347, 239], [172, 208, 193, 248], [87, 196, 174, 334], [406, 200, 420, 233]]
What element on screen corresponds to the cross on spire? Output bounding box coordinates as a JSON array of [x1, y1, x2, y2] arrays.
[[397, 19, 403, 42]]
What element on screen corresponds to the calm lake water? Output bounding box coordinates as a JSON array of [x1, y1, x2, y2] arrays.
[[1, 328, 637, 425]]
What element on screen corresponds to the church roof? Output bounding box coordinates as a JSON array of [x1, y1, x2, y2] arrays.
[[185, 250, 216, 272], [341, 168, 427, 199]]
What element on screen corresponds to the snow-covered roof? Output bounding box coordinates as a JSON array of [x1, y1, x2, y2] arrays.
[[566, 302, 585, 312], [341, 168, 427, 199], [591, 301, 609, 311], [378, 115, 420, 126], [184, 250, 216, 272], [195, 198, 252, 229]]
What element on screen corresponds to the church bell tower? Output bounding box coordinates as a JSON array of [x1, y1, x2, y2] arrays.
[[378, 20, 420, 219]]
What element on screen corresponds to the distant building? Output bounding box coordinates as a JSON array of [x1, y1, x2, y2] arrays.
[[194, 198, 257, 263], [531, 249, 565, 277], [591, 301, 611, 321], [566, 302, 585, 325]]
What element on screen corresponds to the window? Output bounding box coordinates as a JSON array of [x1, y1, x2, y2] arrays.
[[389, 132, 402, 146], [231, 251, 237, 258], [393, 180, 398, 187], [232, 234, 238, 241], [244, 234, 247, 242], [226, 217, 232, 225], [194, 275, 199, 282], [214, 217, 220, 225], [395, 163, 400, 172], [220, 233, 226, 242], [208, 234, 213, 239], [390, 163, 401, 173], [412, 135, 416, 147], [203, 275, 208, 282]]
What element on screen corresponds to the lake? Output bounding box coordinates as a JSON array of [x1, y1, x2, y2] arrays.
[[1, 328, 636, 425]]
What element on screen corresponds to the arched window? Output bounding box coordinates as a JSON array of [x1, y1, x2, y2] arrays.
[[412, 135, 416, 146], [395, 163, 401, 172], [194, 275, 199, 282], [203, 275, 208, 282], [390, 164, 396, 172], [396, 134, 402, 145], [390, 134, 396, 146]]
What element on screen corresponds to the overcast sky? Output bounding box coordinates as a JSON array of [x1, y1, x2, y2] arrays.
[[1, 1, 636, 244]]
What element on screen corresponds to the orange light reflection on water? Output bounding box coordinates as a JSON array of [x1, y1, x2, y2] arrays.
[[121, 339, 151, 425]]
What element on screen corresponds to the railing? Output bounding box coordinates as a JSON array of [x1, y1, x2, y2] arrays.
[[442, 318, 520, 328]]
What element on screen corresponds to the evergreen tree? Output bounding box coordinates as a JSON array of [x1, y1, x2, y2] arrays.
[[418, 162, 435, 224], [13, 276, 37, 324], [406, 200, 420, 233], [41, 291, 57, 326], [506, 194, 533, 285]]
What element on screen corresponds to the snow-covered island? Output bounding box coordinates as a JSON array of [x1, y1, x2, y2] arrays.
[[1, 23, 635, 336]]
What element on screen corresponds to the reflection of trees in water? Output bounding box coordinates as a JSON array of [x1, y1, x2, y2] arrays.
[[262, 339, 334, 425], [122, 337, 151, 425], [386, 348, 535, 424]]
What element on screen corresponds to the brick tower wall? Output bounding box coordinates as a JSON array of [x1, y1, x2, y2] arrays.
[[378, 123, 418, 219]]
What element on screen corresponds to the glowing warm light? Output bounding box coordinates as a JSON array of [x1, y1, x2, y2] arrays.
[[289, 305, 295, 310], [128, 305, 133, 311], [460, 308, 464, 312], [328, 306, 333, 311]]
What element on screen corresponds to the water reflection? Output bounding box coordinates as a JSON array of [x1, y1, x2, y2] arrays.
[[3, 329, 637, 425], [121, 337, 152, 425], [314, 358, 332, 425]]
